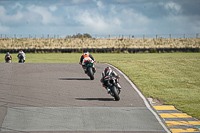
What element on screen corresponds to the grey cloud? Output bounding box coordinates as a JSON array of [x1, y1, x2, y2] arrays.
[[0, 0, 199, 36]]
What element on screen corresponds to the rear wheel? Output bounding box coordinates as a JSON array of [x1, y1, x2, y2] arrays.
[[19, 58, 24, 63], [88, 67, 94, 80], [111, 86, 120, 101]]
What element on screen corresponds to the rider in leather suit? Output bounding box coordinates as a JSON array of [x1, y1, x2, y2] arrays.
[[100, 67, 121, 93], [79, 52, 96, 73]]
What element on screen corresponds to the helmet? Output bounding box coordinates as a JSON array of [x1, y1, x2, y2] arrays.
[[84, 52, 89, 55], [20, 50, 22, 52], [6, 52, 10, 55], [104, 67, 112, 76]]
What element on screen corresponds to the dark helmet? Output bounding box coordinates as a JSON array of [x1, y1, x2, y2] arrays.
[[104, 67, 112, 76]]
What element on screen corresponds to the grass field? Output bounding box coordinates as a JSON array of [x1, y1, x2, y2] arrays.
[[0, 53, 200, 120]]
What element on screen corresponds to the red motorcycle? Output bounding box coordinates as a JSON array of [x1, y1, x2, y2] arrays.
[[5, 55, 12, 63]]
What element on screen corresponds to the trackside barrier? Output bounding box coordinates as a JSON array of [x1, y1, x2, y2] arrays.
[[0, 48, 200, 53]]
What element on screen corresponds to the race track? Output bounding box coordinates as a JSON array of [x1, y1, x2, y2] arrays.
[[0, 63, 169, 133]]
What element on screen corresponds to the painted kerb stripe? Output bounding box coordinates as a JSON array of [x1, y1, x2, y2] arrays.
[[159, 113, 193, 118], [154, 106, 176, 110], [153, 106, 200, 133], [166, 121, 200, 126], [170, 128, 200, 133]]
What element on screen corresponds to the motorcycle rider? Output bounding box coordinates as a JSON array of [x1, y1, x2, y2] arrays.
[[5, 52, 12, 62], [17, 50, 26, 62], [100, 67, 121, 94], [79, 52, 96, 73]]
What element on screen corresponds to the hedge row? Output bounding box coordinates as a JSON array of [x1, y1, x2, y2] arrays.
[[0, 48, 199, 53]]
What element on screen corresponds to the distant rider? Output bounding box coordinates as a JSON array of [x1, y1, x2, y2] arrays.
[[79, 52, 96, 73], [17, 50, 26, 62], [100, 67, 121, 93], [5, 52, 12, 61]]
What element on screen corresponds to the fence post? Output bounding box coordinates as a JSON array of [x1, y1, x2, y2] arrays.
[[48, 34, 49, 39], [14, 34, 16, 39], [169, 34, 171, 39], [109, 35, 110, 39], [143, 35, 145, 40], [54, 34, 56, 39], [1, 34, 2, 39], [184, 34, 186, 39], [196, 33, 199, 39], [156, 34, 158, 39]]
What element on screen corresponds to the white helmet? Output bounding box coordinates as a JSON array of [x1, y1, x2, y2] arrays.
[[84, 52, 89, 55]]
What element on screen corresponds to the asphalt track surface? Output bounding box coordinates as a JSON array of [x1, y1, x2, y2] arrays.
[[0, 63, 169, 133]]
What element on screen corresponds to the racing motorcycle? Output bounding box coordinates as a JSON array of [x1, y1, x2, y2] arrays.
[[5, 55, 12, 63], [83, 59, 96, 80], [103, 75, 121, 101], [18, 54, 24, 63]]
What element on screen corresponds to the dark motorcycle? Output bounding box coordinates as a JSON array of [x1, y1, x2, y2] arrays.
[[5, 55, 11, 63], [84, 59, 95, 80], [18, 54, 24, 63], [103, 75, 121, 101]]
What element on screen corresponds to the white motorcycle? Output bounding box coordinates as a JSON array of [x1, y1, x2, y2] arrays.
[[18, 54, 24, 63]]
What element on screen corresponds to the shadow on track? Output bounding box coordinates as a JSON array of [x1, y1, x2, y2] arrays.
[[58, 78, 90, 80], [76, 98, 114, 101]]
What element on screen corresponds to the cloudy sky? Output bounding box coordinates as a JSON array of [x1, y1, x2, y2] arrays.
[[0, 0, 200, 38]]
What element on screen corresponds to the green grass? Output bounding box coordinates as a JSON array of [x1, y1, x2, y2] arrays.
[[1, 53, 200, 120]]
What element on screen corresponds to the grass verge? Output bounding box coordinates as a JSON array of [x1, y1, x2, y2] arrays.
[[0, 53, 200, 120]]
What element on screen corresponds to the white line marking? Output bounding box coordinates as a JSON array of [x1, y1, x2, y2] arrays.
[[107, 63, 171, 133]]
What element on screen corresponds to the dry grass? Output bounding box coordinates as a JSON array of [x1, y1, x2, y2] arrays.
[[0, 38, 200, 49]]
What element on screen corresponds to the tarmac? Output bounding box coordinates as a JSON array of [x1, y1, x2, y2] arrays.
[[0, 63, 169, 133]]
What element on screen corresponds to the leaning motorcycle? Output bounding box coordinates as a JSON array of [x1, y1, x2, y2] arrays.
[[83, 59, 95, 80], [18, 54, 24, 63], [5, 55, 11, 63], [104, 75, 121, 101]]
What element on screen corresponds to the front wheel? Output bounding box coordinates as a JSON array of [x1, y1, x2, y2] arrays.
[[5, 60, 11, 63], [88, 67, 94, 80], [111, 86, 120, 101], [19, 59, 24, 63]]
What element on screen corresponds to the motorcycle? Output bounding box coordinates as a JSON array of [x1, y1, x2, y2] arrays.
[[18, 54, 24, 63], [5, 55, 11, 63], [83, 59, 95, 80], [103, 75, 121, 101]]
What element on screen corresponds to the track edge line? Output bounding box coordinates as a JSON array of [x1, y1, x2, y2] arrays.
[[106, 63, 171, 133]]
